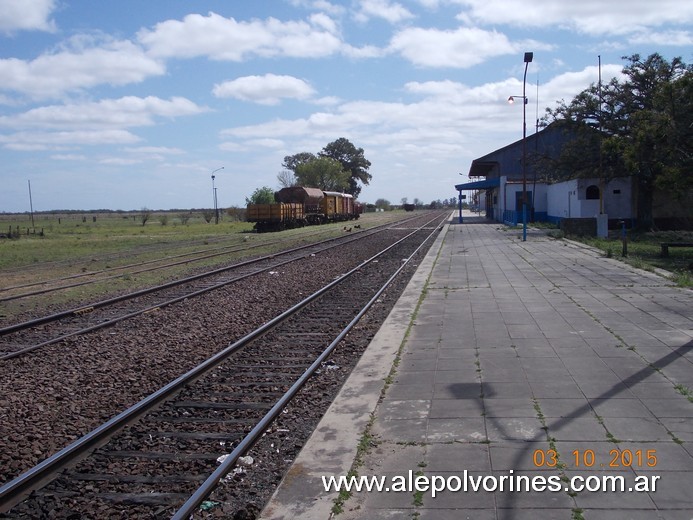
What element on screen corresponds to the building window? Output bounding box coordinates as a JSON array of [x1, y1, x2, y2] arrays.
[[586, 185, 600, 200], [613, 189, 621, 195]]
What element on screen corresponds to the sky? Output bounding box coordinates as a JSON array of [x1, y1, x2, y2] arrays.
[[0, 0, 691, 212]]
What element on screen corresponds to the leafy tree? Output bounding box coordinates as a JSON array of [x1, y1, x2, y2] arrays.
[[319, 138, 372, 197], [282, 152, 316, 172], [245, 186, 276, 205], [400, 197, 408, 205], [294, 157, 350, 191], [374, 198, 391, 210], [545, 53, 691, 229]]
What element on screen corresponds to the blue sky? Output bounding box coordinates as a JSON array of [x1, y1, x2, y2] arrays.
[[1, 0, 691, 212]]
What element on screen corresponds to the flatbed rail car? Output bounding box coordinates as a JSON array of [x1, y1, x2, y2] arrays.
[[246, 202, 304, 232], [247, 186, 361, 232]]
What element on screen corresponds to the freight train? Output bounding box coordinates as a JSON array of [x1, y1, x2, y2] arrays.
[[246, 186, 362, 232]]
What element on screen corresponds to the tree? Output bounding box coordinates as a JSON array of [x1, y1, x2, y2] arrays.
[[282, 152, 316, 172], [319, 138, 372, 197], [546, 53, 691, 229], [139, 207, 151, 226], [277, 170, 297, 188], [374, 198, 391, 210], [294, 157, 350, 191], [245, 186, 276, 205]]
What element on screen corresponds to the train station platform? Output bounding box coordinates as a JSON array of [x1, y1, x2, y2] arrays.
[[260, 212, 693, 519]]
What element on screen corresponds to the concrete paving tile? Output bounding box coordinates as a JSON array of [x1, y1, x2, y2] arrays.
[[536, 398, 592, 419], [617, 442, 693, 472], [429, 398, 484, 418], [435, 357, 478, 371], [434, 382, 483, 399], [417, 472, 496, 509], [515, 347, 558, 358], [496, 509, 574, 520], [553, 440, 624, 472], [640, 397, 693, 417], [393, 371, 437, 385], [600, 417, 673, 442], [492, 473, 574, 509], [631, 470, 693, 509], [425, 443, 491, 472], [485, 417, 546, 442], [342, 509, 415, 519], [387, 383, 436, 400], [378, 399, 431, 420], [419, 509, 496, 520], [588, 398, 655, 418], [477, 368, 527, 382], [626, 382, 681, 399], [657, 417, 693, 441], [398, 358, 438, 372], [545, 417, 608, 442], [530, 380, 584, 398], [483, 398, 537, 418], [482, 381, 533, 399], [361, 443, 426, 474], [577, 381, 637, 400], [426, 418, 487, 443], [568, 470, 657, 510], [373, 418, 428, 443], [489, 442, 555, 471], [434, 369, 479, 384]]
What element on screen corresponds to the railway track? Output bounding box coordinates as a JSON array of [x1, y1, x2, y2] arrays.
[[0, 216, 422, 360], [0, 213, 446, 518]]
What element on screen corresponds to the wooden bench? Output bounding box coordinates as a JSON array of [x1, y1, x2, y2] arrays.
[[660, 242, 693, 257]]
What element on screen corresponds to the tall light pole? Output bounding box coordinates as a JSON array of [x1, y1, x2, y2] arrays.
[[508, 51, 533, 241], [211, 167, 223, 224]]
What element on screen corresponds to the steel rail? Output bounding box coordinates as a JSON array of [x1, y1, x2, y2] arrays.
[[0, 214, 445, 513], [0, 227, 343, 299], [0, 220, 401, 337], [172, 215, 445, 519], [0, 219, 422, 361]]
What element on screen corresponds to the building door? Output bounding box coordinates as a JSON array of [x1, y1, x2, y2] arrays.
[[515, 191, 532, 211]]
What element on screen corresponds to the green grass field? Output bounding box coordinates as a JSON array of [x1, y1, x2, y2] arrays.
[[0, 210, 254, 270], [578, 230, 693, 287]]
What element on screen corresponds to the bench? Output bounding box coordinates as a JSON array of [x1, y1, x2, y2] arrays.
[[660, 242, 693, 257]]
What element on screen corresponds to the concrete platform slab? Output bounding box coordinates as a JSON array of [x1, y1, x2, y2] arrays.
[[259, 213, 693, 519]]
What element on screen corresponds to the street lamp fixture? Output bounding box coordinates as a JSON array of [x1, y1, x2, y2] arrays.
[[211, 166, 224, 224], [508, 52, 533, 241]]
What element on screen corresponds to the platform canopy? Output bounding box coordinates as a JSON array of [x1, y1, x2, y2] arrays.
[[454, 177, 500, 191]]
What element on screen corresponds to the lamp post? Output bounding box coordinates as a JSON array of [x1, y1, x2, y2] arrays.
[[211, 167, 224, 224], [508, 51, 533, 241]]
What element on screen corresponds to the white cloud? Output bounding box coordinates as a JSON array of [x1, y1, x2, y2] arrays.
[[627, 29, 693, 47], [51, 153, 87, 161], [213, 74, 316, 105], [0, 36, 165, 99], [138, 12, 343, 60], [389, 26, 516, 67], [0, 129, 140, 150], [0, 0, 57, 34], [457, 0, 693, 36], [541, 64, 624, 105], [354, 0, 415, 24], [0, 96, 207, 130], [124, 146, 185, 155]]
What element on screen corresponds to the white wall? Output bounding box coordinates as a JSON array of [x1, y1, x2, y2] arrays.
[[547, 178, 633, 220]]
